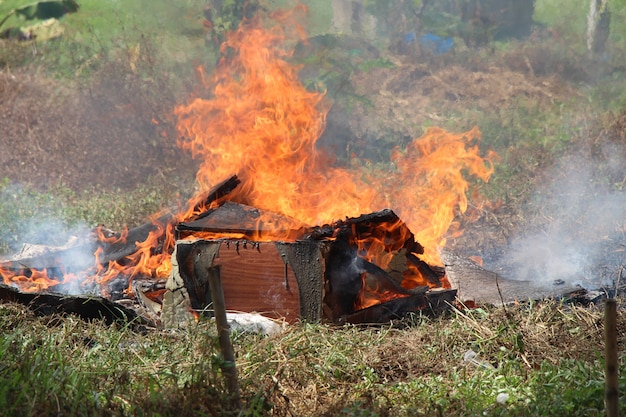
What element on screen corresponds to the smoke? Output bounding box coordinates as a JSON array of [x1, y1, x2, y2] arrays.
[[0, 184, 97, 294], [497, 150, 626, 289]]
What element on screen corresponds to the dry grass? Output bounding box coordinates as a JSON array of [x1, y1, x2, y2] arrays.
[[233, 299, 623, 416], [1, 293, 624, 416]]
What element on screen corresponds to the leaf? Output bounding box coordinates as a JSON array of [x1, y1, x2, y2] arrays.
[[13, 0, 79, 21], [7, 17, 65, 41]]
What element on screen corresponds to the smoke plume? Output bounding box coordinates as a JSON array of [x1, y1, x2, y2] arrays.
[[497, 150, 626, 289]]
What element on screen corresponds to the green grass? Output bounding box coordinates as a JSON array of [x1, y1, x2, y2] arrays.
[[0, 300, 623, 416], [535, 0, 626, 52], [0, 0, 211, 81], [0, 305, 230, 416]]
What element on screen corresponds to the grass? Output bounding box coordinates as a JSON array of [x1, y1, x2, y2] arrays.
[[0, 304, 230, 416], [535, 0, 626, 53], [0, 0, 210, 74], [0, 299, 624, 416]]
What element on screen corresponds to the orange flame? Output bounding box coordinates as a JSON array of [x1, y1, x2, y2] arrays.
[[174, 10, 495, 265], [1, 7, 495, 299]]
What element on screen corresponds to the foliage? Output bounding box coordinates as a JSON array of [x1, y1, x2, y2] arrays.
[[0, 0, 212, 80], [535, 0, 626, 54], [0, 0, 79, 27], [0, 306, 232, 416], [0, 300, 624, 416], [203, 0, 261, 45]]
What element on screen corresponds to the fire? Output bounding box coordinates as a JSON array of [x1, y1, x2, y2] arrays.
[[1, 267, 59, 292], [387, 127, 496, 264], [93, 219, 175, 291], [1, 6, 495, 301], [174, 9, 495, 265], [175, 8, 376, 226]]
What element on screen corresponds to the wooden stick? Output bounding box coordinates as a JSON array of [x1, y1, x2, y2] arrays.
[[207, 265, 241, 411], [605, 298, 618, 417], [100, 175, 241, 265]]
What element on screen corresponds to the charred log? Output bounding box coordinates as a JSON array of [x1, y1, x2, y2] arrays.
[[176, 201, 308, 239], [340, 289, 457, 324], [99, 175, 241, 265], [324, 229, 429, 318], [0, 283, 148, 326], [324, 235, 364, 318], [174, 240, 219, 314], [0, 240, 97, 272], [406, 251, 442, 287]]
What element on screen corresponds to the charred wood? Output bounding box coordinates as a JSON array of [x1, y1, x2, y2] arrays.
[[176, 201, 308, 238], [99, 175, 241, 265], [0, 241, 97, 272], [0, 282, 149, 326], [324, 230, 429, 318], [406, 251, 443, 287], [339, 289, 457, 324]]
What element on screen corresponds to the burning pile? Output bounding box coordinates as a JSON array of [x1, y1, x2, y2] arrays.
[[0, 8, 495, 323]]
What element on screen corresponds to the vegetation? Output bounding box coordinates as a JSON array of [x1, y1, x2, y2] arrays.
[[1, 299, 625, 416], [0, 0, 625, 416]]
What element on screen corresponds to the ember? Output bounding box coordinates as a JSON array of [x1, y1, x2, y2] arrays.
[[0, 7, 494, 324]]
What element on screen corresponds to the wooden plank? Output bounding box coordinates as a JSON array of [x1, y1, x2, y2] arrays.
[[214, 241, 302, 322], [440, 248, 579, 305], [176, 201, 308, 238], [207, 264, 241, 410], [100, 175, 241, 265], [340, 289, 457, 324]]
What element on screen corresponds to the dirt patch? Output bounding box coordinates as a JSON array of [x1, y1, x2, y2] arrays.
[[350, 61, 575, 143], [0, 68, 198, 191]]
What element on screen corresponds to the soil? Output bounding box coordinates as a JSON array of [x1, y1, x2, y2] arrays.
[[347, 60, 574, 157], [0, 37, 596, 192], [0, 66, 198, 191]]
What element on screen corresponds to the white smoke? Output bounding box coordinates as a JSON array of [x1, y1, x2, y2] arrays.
[[500, 151, 626, 289], [0, 184, 97, 294]]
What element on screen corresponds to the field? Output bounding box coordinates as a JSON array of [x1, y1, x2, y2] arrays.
[[0, 1, 625, 415]]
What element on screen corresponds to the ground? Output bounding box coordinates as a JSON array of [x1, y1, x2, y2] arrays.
[[0, 27, 624, 287], [0, 36, 573, 190], [0, 34, 579, 191], [0, 58, 198, 191]]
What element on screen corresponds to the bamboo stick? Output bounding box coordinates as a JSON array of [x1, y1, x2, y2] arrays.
[[605, 298, 618, 417], [207, 265, 241, 411]]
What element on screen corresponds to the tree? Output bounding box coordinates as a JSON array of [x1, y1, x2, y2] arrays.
[[586, 0, 610, 58]]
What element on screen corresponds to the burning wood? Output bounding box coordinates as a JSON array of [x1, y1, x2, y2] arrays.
[[0, 11, 498, 326], [0, 282, 146, 325], [315, 209, 451, 320], [161, 239, 324, 327], [163, 201, 454, 325], [0, 190, 456, 326]]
